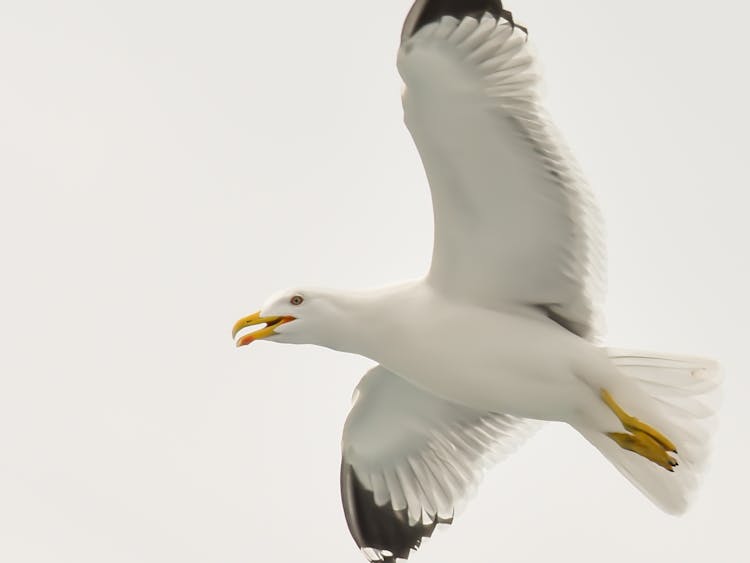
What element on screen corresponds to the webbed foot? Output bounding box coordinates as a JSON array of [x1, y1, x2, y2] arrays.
[[601, 388, 679, 471]]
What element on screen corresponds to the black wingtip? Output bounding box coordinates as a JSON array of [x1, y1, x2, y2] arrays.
[[402, 1, 527, 42], [500, 7, 528, 36], [341, 462, 451, 562]]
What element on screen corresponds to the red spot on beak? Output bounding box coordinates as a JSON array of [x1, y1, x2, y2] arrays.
[[236, 334, 256, 347]]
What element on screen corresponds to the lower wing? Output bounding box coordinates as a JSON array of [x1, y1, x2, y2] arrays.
[[341, 365, 539, 562]]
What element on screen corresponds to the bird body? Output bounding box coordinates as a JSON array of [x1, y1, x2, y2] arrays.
[[326, 282, 602, 422], [232, 2, 721, 561]]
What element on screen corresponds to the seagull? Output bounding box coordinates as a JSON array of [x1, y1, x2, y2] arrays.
[[232, 2, 721, 561]]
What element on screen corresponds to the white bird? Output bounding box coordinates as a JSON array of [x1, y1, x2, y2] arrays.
[[232, 2, 721, 561]]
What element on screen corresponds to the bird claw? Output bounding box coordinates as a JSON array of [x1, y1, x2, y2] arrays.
[[600, 389, 678, 453], [607, 431, 679, 472], [601, 388, 680, 471]]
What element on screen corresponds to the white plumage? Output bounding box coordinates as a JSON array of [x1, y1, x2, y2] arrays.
[[232, 5, 721, 562], [342, 365, 539, 526], [399, 14, 606, 340]]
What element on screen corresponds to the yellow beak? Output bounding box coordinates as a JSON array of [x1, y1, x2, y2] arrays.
[[232, 311, 295, 347]]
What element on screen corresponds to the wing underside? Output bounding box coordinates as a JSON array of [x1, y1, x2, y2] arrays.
[[399, 8, 606, 340], [341, 366, 537, 562]]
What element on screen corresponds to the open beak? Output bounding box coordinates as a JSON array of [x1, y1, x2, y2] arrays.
[[232, 311, 296, 347]]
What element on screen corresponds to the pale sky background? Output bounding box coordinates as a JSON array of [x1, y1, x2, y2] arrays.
[[1, 1, 749, 561]]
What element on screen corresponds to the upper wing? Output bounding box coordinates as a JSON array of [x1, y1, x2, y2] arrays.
[[341, 365, 537, 562], [398, 9, 606, 340]]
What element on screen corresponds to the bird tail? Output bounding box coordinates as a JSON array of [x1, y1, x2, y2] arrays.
[[576, 349, 721, 515]]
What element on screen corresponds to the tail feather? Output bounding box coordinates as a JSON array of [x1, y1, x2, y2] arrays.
[[578, 349, 721, 515]]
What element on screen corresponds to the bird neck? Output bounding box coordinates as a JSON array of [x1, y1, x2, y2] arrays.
[[321, 282, 418, 358]]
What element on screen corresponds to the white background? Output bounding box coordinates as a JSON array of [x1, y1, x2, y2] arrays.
[[1, 1, 748, 561]]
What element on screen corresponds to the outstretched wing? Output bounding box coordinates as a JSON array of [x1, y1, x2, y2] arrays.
[[341, 366, 537, 562], [399, 5, 606, 340]]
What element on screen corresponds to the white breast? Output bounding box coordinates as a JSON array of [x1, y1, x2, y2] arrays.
[[357, 282, 596, 420]]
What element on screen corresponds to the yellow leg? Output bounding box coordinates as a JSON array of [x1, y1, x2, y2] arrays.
[[600, 389, 677, 452], [607, 431, 679, 472], [600, 388, 679, 472]]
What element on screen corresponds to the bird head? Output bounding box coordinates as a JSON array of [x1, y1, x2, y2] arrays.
[[232, 288, 344, 348]]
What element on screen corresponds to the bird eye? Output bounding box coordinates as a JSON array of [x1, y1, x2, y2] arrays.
[[290, 295, 304, 306]]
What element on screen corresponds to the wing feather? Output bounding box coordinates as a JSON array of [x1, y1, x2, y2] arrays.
[[341, 366, 537, 562], [398, 13, 606, 340], [449, 14, 481, 43]]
